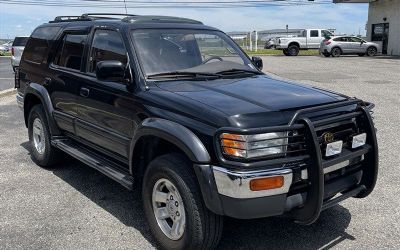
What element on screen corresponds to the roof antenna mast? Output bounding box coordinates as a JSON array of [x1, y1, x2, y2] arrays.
[[123, 0, 128, 14]]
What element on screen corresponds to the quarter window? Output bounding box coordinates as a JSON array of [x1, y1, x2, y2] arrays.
[[88, 30, 128, 73], [54, 34, 87, 71], [23, 26, 60, 64]]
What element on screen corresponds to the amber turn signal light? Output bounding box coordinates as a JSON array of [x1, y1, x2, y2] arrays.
[[249, 176, 284, 191]]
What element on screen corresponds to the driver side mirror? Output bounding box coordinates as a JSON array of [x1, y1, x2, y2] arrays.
[[96, 60, 126, 82], [252, 56, 263, 71]]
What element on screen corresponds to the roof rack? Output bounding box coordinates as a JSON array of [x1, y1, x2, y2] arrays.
[[50, 13, 202, 25], [122, 15, 202, 24], [50, 13, 138, 23]]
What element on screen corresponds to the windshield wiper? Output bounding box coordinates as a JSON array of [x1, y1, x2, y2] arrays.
[[216, 68, 261, 76], [147, 71, 220, 80]]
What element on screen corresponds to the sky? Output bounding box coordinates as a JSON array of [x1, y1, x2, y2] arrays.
[[0, 1, 369, 39]]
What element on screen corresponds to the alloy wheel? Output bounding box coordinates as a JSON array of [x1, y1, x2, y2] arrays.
[[32, 118, 45, 155], [152, 178, 186, 240]]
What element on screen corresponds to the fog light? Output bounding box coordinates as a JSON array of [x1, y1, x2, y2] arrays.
[[352, 133, 367, 149], [250, 176, 284, 191], [326, 141, 343, 157]]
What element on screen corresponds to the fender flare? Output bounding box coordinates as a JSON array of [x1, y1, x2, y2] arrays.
[[129, 118, 211, 174], [24, 83, 61, 135]]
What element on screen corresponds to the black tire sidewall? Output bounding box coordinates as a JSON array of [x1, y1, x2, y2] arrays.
[[142, 155, 202, 250], [28, 105, 55, 167], [288, 45, 299, 56]]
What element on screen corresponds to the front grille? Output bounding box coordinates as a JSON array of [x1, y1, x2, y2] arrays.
[[315, 119, 359, 158]]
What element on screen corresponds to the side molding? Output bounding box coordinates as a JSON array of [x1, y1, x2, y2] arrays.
[[24, 83, 61, 135], [129, 118, 211, 173]]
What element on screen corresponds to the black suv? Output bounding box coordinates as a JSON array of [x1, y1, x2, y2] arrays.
[[16, 13, 378, 249]]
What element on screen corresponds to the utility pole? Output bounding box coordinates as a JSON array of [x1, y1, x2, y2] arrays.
[[123, 0, 128, 14], [249, 32, 252, 51], [254, 31, 258, 52]]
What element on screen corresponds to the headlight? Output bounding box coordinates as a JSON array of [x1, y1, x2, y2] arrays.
[[220, 132, 288, 159]]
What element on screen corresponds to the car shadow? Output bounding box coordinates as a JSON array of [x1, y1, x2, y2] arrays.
[[20, 142, 354, 249], [219, 206, 354, 249]]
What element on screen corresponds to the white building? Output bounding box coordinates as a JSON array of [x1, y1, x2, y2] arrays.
[[334, 0, 400, 55]]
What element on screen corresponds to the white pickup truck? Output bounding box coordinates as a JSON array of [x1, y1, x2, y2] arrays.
[[276, 29, 334, 56]]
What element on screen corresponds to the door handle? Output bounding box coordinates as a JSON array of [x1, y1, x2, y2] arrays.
[[80, 87, 90, 97]]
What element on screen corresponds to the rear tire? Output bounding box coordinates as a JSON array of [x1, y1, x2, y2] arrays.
[[323, 53, 331, 57], [142, 153, 223, 249], [287, 45, 299, 56], [331, 47, 342, 57], [28, 104, 61, 167]]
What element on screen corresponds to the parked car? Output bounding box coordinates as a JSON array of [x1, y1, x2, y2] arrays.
[[16, 13, 378, 249], [276, 29, 334, 56], [11, 36, 29, 71], [264, 38, 276, 49], [320, 36, 379, 57]]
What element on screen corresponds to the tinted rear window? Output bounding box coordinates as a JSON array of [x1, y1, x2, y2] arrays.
[[23, 26, 61, 64], [12, 37, 29, 46]]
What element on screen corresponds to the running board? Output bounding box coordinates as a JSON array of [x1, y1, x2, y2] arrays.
[[51, 138, 134, 190]]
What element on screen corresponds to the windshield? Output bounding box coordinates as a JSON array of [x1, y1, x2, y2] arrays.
[[131, 29, 255, 77]]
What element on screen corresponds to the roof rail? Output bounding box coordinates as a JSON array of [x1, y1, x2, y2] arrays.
[[122, 15, 202, 24], [50, 13, 138, 23], [50, 16, 91, 23], [81, 13, 138, 19]]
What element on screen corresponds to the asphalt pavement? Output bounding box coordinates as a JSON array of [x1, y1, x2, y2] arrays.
[[0, 55, 399, 249], [0, 57, 14, 91]]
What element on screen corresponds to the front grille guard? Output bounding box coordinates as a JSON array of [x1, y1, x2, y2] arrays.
[[215, 99, 378, 224]]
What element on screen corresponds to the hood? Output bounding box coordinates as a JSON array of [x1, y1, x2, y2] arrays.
[[155, 75, 348, 127]]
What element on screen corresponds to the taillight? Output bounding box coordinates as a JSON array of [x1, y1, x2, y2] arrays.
[[11, 47, 14, 56], [324, 40, 331, 45]]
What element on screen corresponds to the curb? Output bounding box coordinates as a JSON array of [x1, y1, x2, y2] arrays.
[[0, 88, 17, 98]]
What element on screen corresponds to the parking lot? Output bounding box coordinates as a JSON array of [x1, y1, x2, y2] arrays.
[[0, 57, 14, 91], [0, 55, 399, 249]]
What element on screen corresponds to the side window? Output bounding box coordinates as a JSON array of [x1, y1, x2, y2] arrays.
[[88, 30, 128, 73], [321, 30, 333, 38], [23, 26, 61, 64], [349, 37, 362, 43], [310, 30, 319, 37], [54, 34, 87, 71]]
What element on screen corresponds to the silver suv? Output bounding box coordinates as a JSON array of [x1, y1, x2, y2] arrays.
[[320, 36, 379, 57], [11, 36, 29, 72]]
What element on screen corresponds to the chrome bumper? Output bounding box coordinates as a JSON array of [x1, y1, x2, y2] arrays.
[[212, 166, 293, 199], [16, 92, 23, 109]]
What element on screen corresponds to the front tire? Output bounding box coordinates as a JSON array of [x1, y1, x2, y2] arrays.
[[282, 49, 289, 56], [142, 154, 223, 249], [28, 104, 61, 167], [366, 46, 377, 56]]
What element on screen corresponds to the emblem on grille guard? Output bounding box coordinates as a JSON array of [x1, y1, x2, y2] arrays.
[[322, 132, 335, 144]]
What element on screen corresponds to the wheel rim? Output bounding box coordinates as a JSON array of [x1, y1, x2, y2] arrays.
[[332, 48, 340, 56], [152, 178, 186, 240], [289, 47, 297, 55], [32, 118, 45, 155], [368, 48, 376, 56]]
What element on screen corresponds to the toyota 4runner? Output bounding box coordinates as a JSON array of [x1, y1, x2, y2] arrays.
[[16, 13, 378, 249]]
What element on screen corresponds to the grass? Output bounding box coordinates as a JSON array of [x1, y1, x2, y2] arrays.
[[244, 49, 320, 56], [0, 51, 11, 56]]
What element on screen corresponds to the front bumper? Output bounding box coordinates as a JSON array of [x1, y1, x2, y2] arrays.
[[194, 100, 378, 222]]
